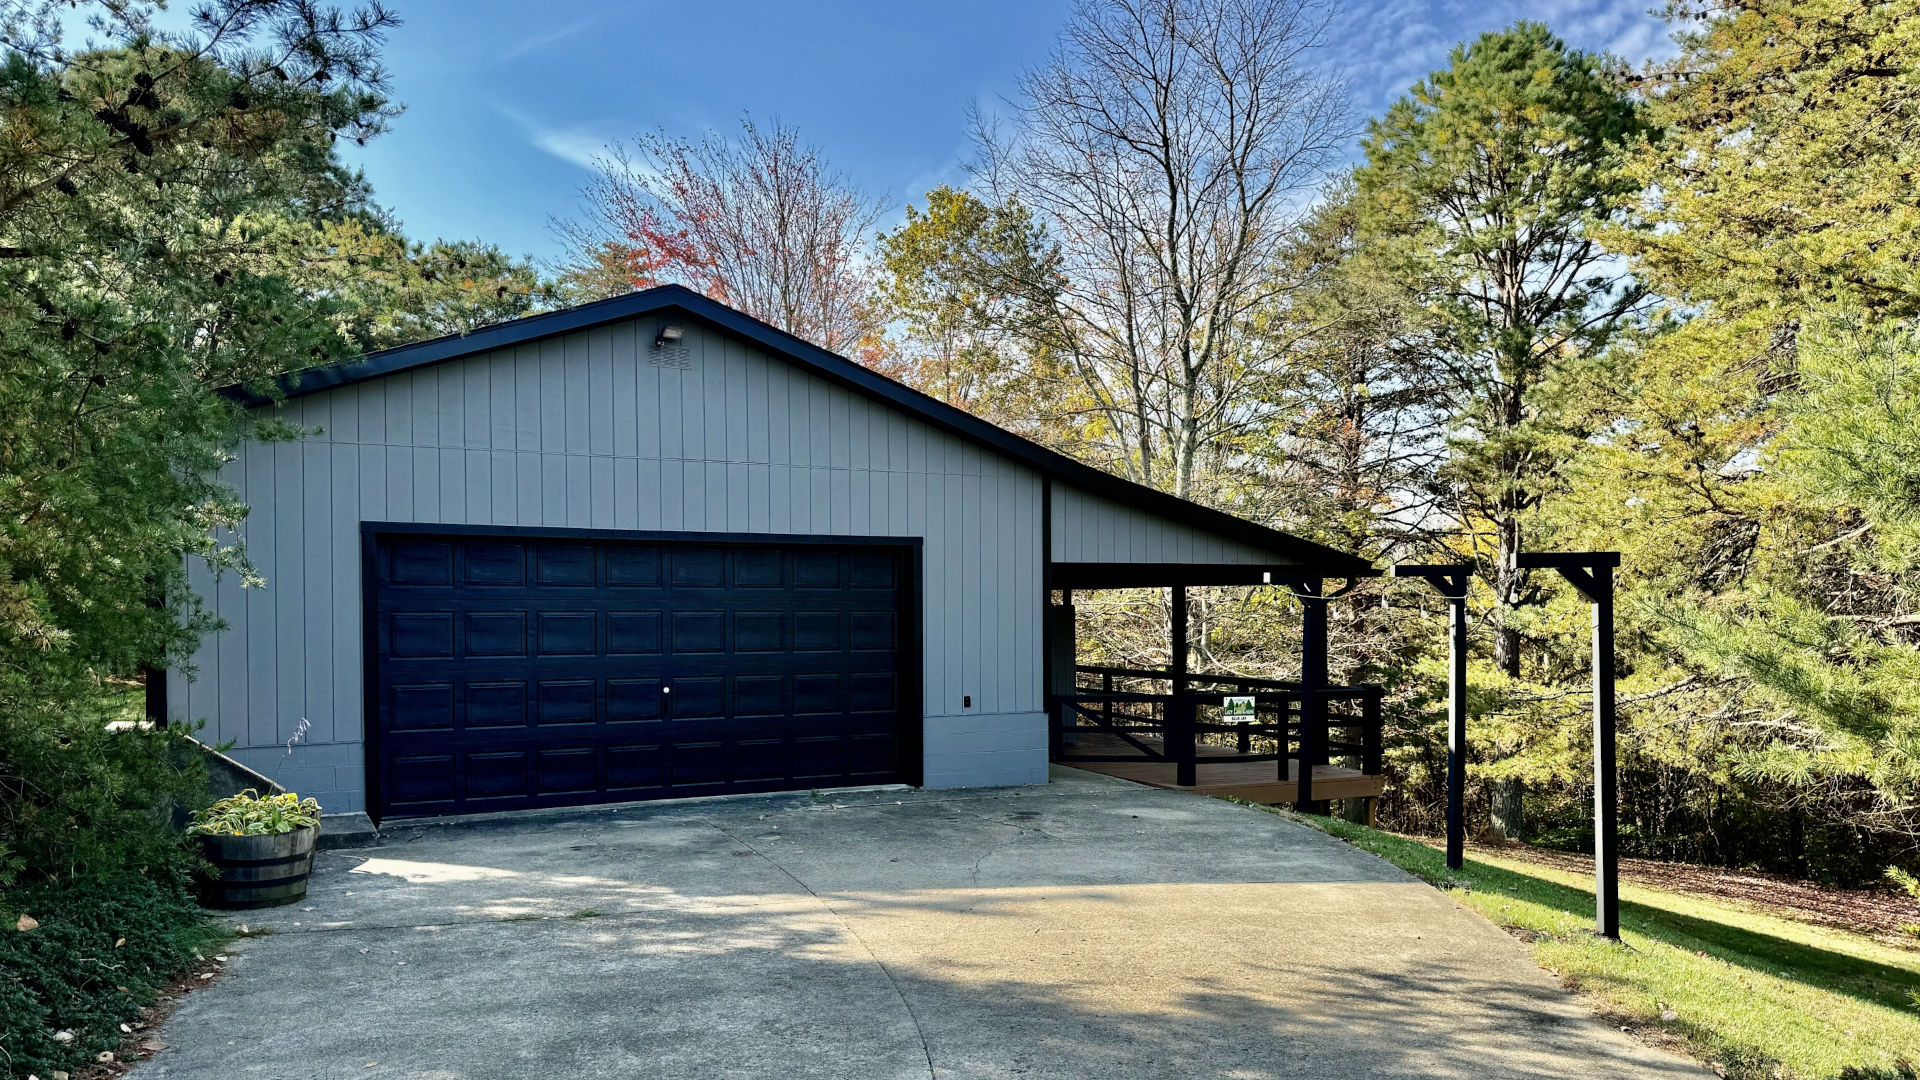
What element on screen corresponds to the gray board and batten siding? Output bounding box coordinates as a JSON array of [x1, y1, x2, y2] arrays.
[[169, 285, 1365, 817], [1048, 484, 1290, 565]]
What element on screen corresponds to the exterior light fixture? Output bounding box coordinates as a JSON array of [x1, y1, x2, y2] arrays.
[[654, 325, 684, 349]]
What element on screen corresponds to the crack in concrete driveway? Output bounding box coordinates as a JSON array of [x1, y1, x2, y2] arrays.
[[703, 817, 940, 1080]]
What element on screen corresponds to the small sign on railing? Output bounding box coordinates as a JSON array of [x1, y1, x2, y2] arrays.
[[1221, 695, 1258, 723]]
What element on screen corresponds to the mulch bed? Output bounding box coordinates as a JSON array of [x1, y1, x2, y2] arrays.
[[1460, 838, 1920, 944]]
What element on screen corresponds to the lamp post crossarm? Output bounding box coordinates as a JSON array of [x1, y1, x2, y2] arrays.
[[1391, 563, 1472, 600]]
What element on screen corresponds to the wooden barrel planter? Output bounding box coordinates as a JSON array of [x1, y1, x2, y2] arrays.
[[198, 825, 319, 909]]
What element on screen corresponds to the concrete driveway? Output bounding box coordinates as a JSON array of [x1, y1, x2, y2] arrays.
[[134, 768, 1700, 1079]]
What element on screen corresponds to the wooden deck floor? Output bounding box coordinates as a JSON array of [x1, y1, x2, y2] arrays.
[[1057, 732, 1386, 805]]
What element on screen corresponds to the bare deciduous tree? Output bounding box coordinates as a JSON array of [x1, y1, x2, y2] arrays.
[[558, 115, 885, 355], [975, 0, 1348, 500]]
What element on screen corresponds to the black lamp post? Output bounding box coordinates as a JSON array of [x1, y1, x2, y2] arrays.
[[1516, 550, 1622, 940], [1392, 564, 1471, 871]]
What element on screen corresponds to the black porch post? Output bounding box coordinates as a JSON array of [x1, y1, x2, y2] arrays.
[[1171, 584, 1196, 787], [1170, 584, 1190, 692], [1392, 564, 1471, 865], [1517, 551, 1621, 940], [1295, 580, 1327, 813], [1590, 563, 1619, 939], [1045, 589, 1076, 761], [1446, 593, 1468, 868]]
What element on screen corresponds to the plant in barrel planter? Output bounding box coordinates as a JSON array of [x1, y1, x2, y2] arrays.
[[189, 790, 323, 909]]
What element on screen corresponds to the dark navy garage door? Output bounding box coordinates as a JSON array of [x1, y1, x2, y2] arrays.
[[368, 531, 913, 818]]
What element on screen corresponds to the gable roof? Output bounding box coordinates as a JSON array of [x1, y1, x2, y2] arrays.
[[233, 284, 1373, 576]]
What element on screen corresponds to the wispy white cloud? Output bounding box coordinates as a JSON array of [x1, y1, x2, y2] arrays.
[[497, 15, 603, 62], [493, 104, 616, 172], [886, 120, 983, 227], [1325, 0, 1675, 126], [1524, 0, 1678, 62], [531, 127, 611, 171]]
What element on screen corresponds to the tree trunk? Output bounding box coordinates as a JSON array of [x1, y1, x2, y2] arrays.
[[1173, 360, 1201, 501], [1490, 388, 1526, 680], [1490, 779, 1525, 841], [1488, 518, 1525, 842], [1488, 383, 1527, 840]]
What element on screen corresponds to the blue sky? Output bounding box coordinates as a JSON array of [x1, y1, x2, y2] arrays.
[[342, 0, 1676, 264]]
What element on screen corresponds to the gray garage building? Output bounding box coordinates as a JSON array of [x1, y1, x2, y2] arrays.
[[167, 285, 1371, 821]]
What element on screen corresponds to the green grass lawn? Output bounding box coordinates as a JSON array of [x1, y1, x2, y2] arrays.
[[1257, 806, 1920, 1080]]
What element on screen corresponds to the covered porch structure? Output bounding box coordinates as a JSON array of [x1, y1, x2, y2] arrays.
[[1043, 556, 1386, 816]]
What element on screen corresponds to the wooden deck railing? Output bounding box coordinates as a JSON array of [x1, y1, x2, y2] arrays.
[[1052, 664, 1384, 810]]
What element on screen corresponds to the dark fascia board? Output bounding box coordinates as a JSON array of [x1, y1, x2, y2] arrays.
[[230, 284, 1372, 575]]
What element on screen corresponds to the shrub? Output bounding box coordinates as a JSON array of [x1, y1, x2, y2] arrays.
[[0, 690, 220, 1079], [0, 691, 209, 880], [0, 871, 225, 1078]]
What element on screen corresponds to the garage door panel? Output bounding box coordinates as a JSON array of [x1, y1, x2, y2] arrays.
[[733, 550, 783, 587], [606, 611, 663, 653], [534, 545, 595, 586], [606, 744, 664, 790], [467, 682, 529, 727], [794, 612, 840, 650], [606, 678, 664, 722], [849, 673, 896, 713], [466, 751, 528, 800], [536, 611, 596, 655], [465, 612, 528, 656], [536, 680, 597, 725], [389, 683, 455, 732], [387, 754, 456, 809], [850, 611, 896, 651], [389, 612, 454, 658], [669, 676, 726, 720], [669, 741, 729, 786], [536, 747, 598, 794], [791, 736, 843, 779], [734, 674, 785, 717], [848, 734, 897, 776], [462, 542, 527, 585], [793, 551, 838, 587], [372, 533, 909, 817], [671, 610, 725, 653], [793, 673, 842, 715], [604, 545, 661, 586], [670, 549, 725, 587], [391, 541, 454, 585], [849, 553, 896, 588], [732, 738, 787, 781], [734, 610, 784, 652]]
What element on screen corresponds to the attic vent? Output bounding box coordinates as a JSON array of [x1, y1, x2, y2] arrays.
[[650, 341, 692, 369]]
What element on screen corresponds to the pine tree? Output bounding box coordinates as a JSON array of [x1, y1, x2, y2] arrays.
[[1574, 0, 1920, 857], [1353, 22, 1650, 835]]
